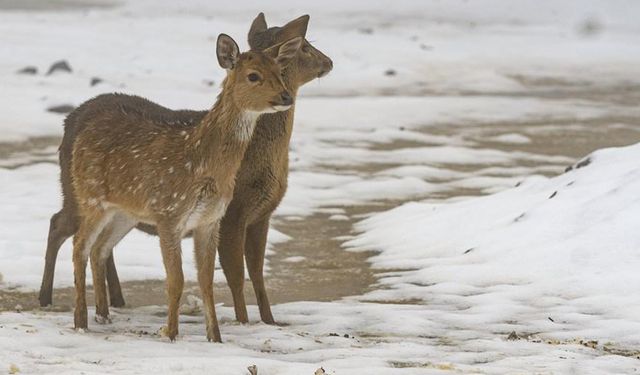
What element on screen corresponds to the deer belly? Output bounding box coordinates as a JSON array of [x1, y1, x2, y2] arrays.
[[183, 198, 229, 234]]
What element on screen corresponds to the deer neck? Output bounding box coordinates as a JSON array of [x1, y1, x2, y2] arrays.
[[187, 86, 260, 177]]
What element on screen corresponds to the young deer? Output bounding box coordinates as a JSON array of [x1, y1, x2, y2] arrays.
[[70, 34, 302, 342], [39, 14, 333, 325]]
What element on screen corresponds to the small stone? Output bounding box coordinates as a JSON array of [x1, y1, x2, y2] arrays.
[[90, 77, 103, 86], [247, 365, 258, 375], [47, 104, 75, 114], [578, 17, 603, 37], [15, 304, 22, 313], [507, 331, 519, 340], [9, 364, 20, 374], [384, 69, 396, 76], [314, 368, 326, 375], [17, 66, 38, 75], [46, 60, 72, 75], [343, 333, 349, 338]]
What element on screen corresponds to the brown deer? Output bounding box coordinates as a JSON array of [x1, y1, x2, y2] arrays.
[[39, 14, 333, 325], [69, 33, 302, 342]]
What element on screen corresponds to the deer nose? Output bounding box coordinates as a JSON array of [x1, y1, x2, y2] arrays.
[[280, 91, 293, 106], [326, 59, 333, 71]]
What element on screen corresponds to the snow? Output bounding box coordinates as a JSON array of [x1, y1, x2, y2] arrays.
[[347, 143, 640, 349], [2, 0, 640, 373]]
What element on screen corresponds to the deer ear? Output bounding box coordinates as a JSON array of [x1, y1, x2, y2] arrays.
[[277, 15, 309, 41], [248, 12, 268, 44], [216, 34, 240, 70], [274, 37, 302, 67]]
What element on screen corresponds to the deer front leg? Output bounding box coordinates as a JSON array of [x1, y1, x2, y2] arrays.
[[245, 217, 275, 325], [218, 212, 249, 323], [193, 221, 222, 342], [157, 223, 184, 342]]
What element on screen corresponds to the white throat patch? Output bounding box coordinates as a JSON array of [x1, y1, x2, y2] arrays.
[[234, 111, 260, 142]]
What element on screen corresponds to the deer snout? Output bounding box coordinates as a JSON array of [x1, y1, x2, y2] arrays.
[[279, 91, 293, 106], [267, 91, 293, 113], [318, 59, 333, 78]]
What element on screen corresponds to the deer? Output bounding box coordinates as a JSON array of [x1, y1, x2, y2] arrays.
[[39, 13, 333, 326], [68, 33, 303, 342]]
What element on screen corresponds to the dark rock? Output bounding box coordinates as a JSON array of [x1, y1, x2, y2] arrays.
[[507, 331, 519, 341], [46, 60, 72, 75], [384, 69, 397, 76], [548, 191, 557, 199], [17, 66, 38, 75], [47, 104, 75, 114], [565, 157, 591, 172], [575, 157, 591, 169], [90, 77, 103, 86], [463, 248, 474, 254], [578, 17, 603, 37]]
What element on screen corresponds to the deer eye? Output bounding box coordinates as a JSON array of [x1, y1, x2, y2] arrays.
[[247, 73, 261, 82]]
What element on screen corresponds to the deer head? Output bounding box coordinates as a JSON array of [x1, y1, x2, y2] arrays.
[[216, 34, 302, 114], [247, 13, 333, 90]]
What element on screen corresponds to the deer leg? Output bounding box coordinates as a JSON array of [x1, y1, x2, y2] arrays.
[[157, 223, 184, 342], [106, 253, 125, 307], [73, 209, 110, 330], [245, 217, 275, 325], [218, 213, 248, 323], [193, 221, 222, 342], [39, 208, 78, 307], [91, 213, 135, 323]]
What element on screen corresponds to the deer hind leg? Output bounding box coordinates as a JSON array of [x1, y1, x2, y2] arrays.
[[157, 222, 184, 341], [218, 214, 249, 323], [245, 217, 275, 324], [106, 253, 125, 307], [39, 207, 78, 307], [90, 213, 135, 323], [73, 208, 112, 330], [193, 221, 222, 342]]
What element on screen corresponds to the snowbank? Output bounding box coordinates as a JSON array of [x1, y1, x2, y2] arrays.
[[347, 142, 640, 345]]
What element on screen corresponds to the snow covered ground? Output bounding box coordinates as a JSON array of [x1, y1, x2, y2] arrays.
[[2, 0, 640, 373]]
